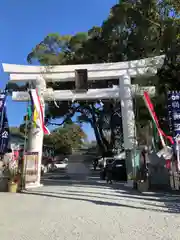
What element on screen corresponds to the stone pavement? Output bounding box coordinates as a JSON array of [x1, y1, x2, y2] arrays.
[[0, 180, 180, 240]]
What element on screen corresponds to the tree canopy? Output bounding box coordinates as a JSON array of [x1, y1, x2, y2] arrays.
[[9, 127, 25, 139], [8, 0, 180, 155], [43, 122, 87, 155], [19, 121, 86, 155]]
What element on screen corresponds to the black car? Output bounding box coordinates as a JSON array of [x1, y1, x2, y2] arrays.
[[100, 158, 127, 182]]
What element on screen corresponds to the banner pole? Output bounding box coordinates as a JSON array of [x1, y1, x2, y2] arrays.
[[143, 94, 166, 148]]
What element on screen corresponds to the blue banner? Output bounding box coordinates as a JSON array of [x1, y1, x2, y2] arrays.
[[167, 91, 180, 138], [0, 92, 9, 154]]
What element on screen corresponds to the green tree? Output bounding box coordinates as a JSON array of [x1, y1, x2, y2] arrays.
[[26, 0, 179, 152], [9, 126, 24, 139], [8, 0, 178, 155], [43, 123, 87, 155]]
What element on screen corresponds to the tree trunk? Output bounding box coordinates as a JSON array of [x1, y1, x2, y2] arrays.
[[90, 104, 111, 156], [90, 120, 106, 155]]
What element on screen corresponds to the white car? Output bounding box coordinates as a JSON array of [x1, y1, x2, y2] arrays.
[[51, 159, 68, 170]]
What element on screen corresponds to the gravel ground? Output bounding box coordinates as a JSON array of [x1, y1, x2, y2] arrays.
[[0, 180, 180, 240]]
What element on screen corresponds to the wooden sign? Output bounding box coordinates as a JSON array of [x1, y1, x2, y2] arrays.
[[75, 69, 88, 92], [23, 152, 38, 183]]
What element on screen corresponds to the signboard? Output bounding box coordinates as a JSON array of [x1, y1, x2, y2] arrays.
[[23, 152, 38, 183], [168, 92, 180, 171], [167, 91, 180, 137]]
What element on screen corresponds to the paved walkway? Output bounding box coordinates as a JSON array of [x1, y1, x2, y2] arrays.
[[0, 180, 180, 240]]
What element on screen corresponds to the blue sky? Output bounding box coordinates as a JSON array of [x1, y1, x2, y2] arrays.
[[0, 0, 117, 141]]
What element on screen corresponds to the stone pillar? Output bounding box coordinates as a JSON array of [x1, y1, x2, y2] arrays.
[[26, 121, 44, 188], [119, 75, 136, 187], [26, 77, 46, 188]]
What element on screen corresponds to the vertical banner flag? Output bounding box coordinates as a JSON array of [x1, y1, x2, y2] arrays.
[[167, 91, 180, 138], [28, 90, 36, 127], [33, 108, 38, 128], [143, 91, 174, 146], [167, 91, 180, 170], [29, 89, 50, 135], [0, 92, 9, 153]]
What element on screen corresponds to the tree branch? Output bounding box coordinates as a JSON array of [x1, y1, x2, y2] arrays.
[[47, 119, 67, 126], [47, 105, 81, 126]]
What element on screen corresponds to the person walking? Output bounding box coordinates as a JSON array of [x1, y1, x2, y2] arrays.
[[93, 159, 98, 171], [140, 146, 149, 182], [106, 160, 113, 184]]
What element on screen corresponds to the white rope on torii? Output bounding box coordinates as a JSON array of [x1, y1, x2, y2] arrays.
[[53, 99, 60, 108]]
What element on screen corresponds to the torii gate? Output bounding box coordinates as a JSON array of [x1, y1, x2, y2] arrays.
[[2, 55, 165, 188]]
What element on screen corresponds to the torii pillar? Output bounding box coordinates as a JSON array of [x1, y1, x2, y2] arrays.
[[120, 75, 136, 187], [26, 76, 46, 188]]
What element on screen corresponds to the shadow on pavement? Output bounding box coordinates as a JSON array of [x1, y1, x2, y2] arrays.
[[64, 189, 180, 203], [23, 190, 168, 212], [22, 179, 180, 214]]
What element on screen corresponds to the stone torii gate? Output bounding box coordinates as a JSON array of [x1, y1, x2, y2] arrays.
[[2, 55, 164, 188]]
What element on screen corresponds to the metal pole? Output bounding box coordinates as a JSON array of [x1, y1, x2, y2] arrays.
[[20, 100, 30, 191]]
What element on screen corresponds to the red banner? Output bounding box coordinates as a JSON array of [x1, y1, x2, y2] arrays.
[[143, 91, 174, 145]]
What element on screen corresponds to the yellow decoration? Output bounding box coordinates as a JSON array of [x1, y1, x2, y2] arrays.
[[33, 108, 39, 128]]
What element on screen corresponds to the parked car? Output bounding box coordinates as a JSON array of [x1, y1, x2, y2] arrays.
[[100, 158, 127, 182], [98, 152, 126, 168], [41, 156, 54, 175], [51, 159, 68, 171], [98, 157, 114, 169]]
